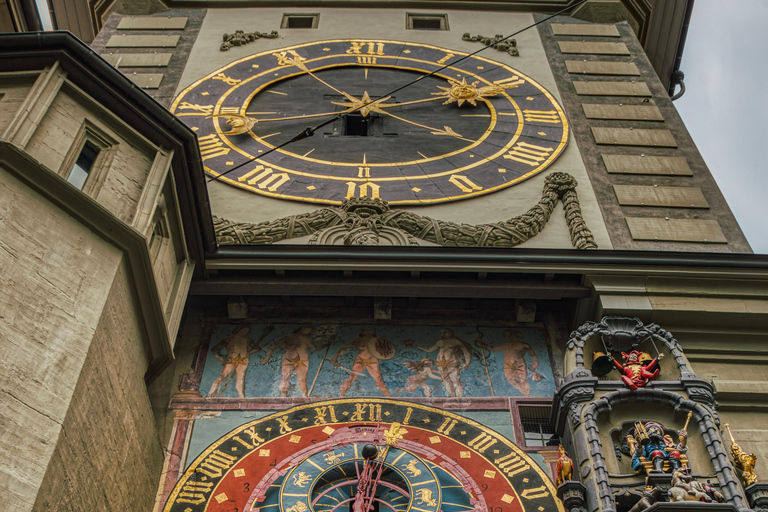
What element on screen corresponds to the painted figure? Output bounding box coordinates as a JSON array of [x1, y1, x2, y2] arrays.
[[413, 328, 472, 398], [556, 445, 574, 486], [627, 487, 661, 512], [259, 325, 324, 397], [396, 358, 441, 397], [631, 421, 688, 473], [330, 328, 394, 397], [668, 467, 714, 502], [613, 350, 662, 391], [478, 330, 541, 396], [207, 326, 260, 398], [726, 423, 759, 486]]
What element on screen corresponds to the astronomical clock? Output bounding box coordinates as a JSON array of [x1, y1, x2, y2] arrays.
[[163, 400, 563, 512], [171, 39, 568, 205]]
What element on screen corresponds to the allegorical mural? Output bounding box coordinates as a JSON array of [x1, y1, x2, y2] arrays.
[[198, 323, 555, 399]]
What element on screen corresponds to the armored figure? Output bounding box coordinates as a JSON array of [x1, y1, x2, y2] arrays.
[[630, 421, 688, 473], [613, 350, 662, 390]]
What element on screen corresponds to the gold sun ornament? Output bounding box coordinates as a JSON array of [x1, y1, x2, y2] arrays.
[[432, 77, 523, 106]]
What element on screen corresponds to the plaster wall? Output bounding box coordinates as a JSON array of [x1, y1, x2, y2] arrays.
[[176, 7, 612, 249], [23, 82, 158, 225], [32, 259, 164, 512], [0, 167, 122, 512]]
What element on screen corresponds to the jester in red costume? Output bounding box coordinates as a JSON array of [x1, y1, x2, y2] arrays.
[[613, 350, 662, 390]]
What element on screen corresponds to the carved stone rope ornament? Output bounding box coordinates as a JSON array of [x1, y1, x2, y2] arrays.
[[220, 30, 278, 51], [462, 33, 519, 56], [214, 172, 598, 249]]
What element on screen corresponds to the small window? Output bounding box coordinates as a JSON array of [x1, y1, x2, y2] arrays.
[[407, 13, 449, 30], [67, 142, 100, 190], [519, 405, 559, 447], [281, 14, 319, 29]]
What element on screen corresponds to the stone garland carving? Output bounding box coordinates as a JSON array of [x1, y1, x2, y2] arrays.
[[462, 33, 519, 56], [220, 30, 278, 51], [214, 172, 598, 249]]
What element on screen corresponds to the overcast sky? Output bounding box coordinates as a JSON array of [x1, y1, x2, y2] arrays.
[[675, 0, 768, 254]]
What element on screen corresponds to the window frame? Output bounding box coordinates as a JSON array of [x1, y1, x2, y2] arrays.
[[512, 399, 560, 451], [281, 13, 320, 29], [58, 119, 118, 195], [406, 13, 449, 31]]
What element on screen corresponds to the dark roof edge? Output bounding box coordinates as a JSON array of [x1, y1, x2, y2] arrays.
[[210, 245, 768, 272], [0, 31, 217, 258], [668, 0, 695, 96]]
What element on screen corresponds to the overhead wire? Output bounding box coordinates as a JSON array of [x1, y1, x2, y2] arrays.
[[206, 0, 589, 183]]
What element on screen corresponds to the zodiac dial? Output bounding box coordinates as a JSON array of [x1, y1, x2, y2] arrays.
[[162, 400, 564, 512], [171, 40, 569, 205]]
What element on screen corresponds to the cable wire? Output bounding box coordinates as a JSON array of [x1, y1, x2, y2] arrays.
[[207, 0, 589, 183]]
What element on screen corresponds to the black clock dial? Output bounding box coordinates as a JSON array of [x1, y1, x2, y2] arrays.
[[171, 40, 569, 205]]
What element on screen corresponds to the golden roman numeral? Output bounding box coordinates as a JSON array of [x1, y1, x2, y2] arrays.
[[437, 53, 455, 65], [178, 102, 213, 115], [198, 133, 230, 160], [503, 142, 554, 166], [523, 109, 561, 123], [495, 452, 531, 477], [347, 41, 385, 55], [495, 76, 526, 87], [195, 449, 237, 478], [219, 107, 241, 115], [449, 175, 482, 192], [468, 432, 497, 453], [357, 56, 377, 65], [313, 406, 339, 425], [346, 182, 380, 199], [212, 73, 241, 85], [358, 166, 371, 178], [238, 165, 290, 191], [176, 480, 214, 505], [437, 418, 458, 436], [521, 486, 550, 500]]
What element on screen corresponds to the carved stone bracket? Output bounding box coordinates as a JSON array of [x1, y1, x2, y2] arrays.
[[462, 32, 520, 56], [220, 30, 278, 51], [558, 481, 588, 512], [213, 172, 598, 249]]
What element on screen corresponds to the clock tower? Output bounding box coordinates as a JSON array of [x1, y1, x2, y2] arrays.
[[1, 2, 767, 512]]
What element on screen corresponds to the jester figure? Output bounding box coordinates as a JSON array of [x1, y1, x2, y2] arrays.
[[613, 350, 662, 390], [631, 422, 688, 473]]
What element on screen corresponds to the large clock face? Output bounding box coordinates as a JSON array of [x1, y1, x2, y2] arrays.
[[172, 40, 569, 205], [163, 400, 563, 512]]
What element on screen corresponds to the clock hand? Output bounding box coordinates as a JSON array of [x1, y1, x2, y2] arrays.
[[210, 102, 367, 135]]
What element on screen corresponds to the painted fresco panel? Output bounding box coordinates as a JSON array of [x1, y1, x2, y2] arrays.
[[197, 323, 555, 400]]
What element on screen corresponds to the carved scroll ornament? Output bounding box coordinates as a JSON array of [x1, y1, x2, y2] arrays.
[[214, 172, 597, 249]]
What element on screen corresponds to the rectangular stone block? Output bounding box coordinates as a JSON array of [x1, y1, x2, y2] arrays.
[[565, 60, 640, 75], [102, 53, 173, 67], [551, 23, 620, 37], [573, 81, 651, 96], [582, 103, 663, 121], [558, 41, 630, 55], [592, 127, 677, 147], [125, 73, 163, 89], [117, 17, 188, 30], [602, 154, 693, 176], [626, 217, 727, 243], [614, 185, 709, 208], [106, 35, 180, 48]]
